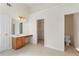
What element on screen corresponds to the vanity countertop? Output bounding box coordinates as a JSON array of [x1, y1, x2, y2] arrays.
[[12, 34, 32, 38]]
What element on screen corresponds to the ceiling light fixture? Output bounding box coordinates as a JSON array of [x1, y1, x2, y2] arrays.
[[17, 16, 26, 23]]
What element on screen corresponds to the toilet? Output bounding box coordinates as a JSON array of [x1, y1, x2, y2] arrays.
[[65, 35, 71, 46]]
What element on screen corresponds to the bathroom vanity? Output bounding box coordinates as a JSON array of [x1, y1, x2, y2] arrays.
[[11, 17, 32, 49], [12, 34, 32, 49]]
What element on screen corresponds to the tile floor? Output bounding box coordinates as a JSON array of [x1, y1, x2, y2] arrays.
[[65, 46, 79, 56], [0, 43, 79, 56]]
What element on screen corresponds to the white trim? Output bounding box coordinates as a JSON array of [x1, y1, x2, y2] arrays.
[[45, 44, 64, 52]]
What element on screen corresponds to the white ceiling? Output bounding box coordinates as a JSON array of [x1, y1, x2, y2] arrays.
[[26, 3, 61, 7], [10, 3, 63, 7], [26, 3, 64, 13], [10, 3, 64, 13], [0, 3, 64, 13]]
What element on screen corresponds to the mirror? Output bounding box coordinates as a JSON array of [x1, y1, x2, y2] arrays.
[[12, 23, 23, 35], [12, 24, 15, 34], [12, 19, 24, 35], [19, 23, 23, 34]]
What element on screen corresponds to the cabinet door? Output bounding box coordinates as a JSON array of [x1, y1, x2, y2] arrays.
[[25, 37, 29, 44], [16, 37, 22, 49], [22, 37, 26, 46]]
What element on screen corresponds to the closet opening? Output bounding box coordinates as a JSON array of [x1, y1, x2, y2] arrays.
[[37, 19, 44, 46]]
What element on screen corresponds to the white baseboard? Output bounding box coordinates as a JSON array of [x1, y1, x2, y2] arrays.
[[45, 45, 64, 52]]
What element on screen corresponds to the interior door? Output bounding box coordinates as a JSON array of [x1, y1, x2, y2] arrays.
[[0, 15, 11, 52]]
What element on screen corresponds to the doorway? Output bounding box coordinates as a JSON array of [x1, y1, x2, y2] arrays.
[[37, 19, 44, 46], [64, 14, 79, 55], [64, 14, 74, 47]]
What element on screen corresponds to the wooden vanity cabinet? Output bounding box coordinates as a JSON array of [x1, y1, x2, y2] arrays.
[[22, 37, 26, 46], [12, 36, 29, 49], [15, 37, 22, 49]]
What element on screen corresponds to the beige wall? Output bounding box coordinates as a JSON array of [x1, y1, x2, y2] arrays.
[[65, 14, 74, 45], [74, 13, 79, 49]]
